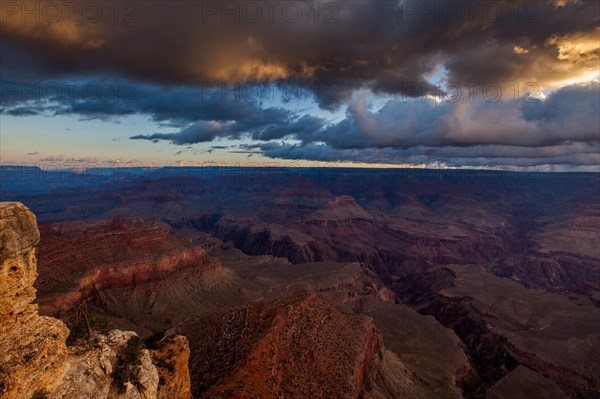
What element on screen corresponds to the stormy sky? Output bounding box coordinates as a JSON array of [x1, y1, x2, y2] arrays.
[[1, 0, 599, 170]]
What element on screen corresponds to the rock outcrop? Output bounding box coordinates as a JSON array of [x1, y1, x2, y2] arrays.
[[151, 336, 192, 399], [0, 202, 192, 399], [180, 294, 445, 399], [0, 202, 69, 398], [51, 330, 160, 399]]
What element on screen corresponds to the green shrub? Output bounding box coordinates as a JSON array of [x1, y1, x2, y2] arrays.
[[143, 331, 166, 350], [112, 336, 146, 393]]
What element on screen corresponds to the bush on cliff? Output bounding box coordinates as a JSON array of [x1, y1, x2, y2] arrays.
[[112, 336, 146, 393], [143, 330, 166, 350]]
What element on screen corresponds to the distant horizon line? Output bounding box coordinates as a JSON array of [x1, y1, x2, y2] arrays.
[[1, 163, 598, 174]]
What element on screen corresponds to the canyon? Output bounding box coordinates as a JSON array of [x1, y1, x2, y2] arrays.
[[1, 167, 599, 398]]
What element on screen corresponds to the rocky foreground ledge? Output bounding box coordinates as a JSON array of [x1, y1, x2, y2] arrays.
[[0, 202, 191, 399]]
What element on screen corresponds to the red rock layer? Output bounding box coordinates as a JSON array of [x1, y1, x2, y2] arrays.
[[36, 218, 221, 314]]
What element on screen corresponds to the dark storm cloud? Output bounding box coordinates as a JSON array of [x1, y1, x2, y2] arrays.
[[4, 107, 39, 116], [131, 121, 231, 144], [60, 82, 262, 124], [0, 75, 327, 144], [1, 0, 598, 102], [2, 72, 597, 166], [130, 111, 326, 145], [237, 82, 600, 166], [248, 141, 600, 168], [312, 82, 600, 150], [0, 73, 315, 121], [252, 114, 325, 140]]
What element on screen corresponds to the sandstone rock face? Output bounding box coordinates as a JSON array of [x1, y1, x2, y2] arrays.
[[0, 202, 69, 398], [0, 202, 41, 320], [0, 203, 191, 399], [151, 336, 193, 399], [0, 202, 40, 262]]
